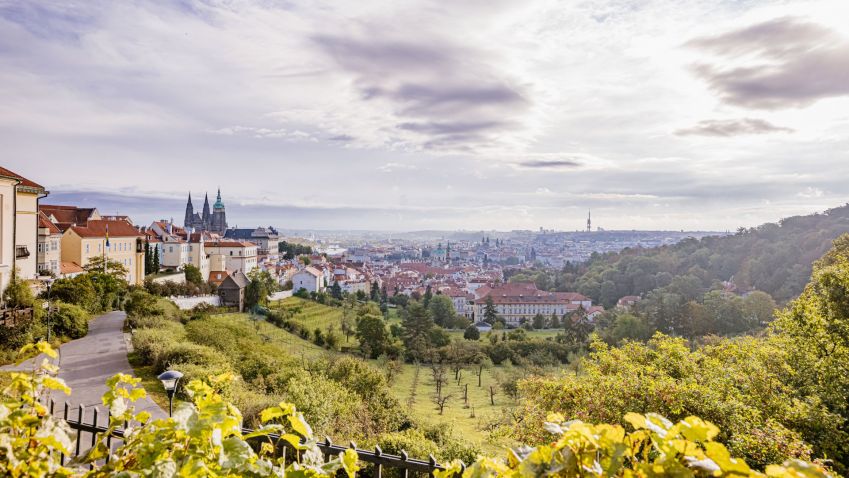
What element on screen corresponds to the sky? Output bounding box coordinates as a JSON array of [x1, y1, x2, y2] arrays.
[[2, 0, 848, 232]]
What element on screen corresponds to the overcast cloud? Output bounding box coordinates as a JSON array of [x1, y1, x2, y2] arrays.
[[2, 0, 848, 231]]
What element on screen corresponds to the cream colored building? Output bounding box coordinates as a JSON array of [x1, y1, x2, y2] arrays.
[[37, 211, 62, 277], [61, 219, 145, 285], [0, 167, 48, 298], [0, 173, 18, 296], [186, 237, 210, 281], [202, 241, 257, 274]]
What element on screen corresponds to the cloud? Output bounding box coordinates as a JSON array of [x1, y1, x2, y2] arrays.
[[377, 162, 418, 173], [688, 17, 849, 109], [675, 118, 794, 137], [312, 32, 529, 152], [207, 126, 317, 141], [516, 159, 582, 169]]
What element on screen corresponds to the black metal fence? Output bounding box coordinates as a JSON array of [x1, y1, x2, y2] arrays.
[[55, 400, 454, 477]]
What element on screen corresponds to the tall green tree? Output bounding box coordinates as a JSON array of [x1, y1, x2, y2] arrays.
[[152, 247, 160, 272], [483, 296, 499, 324], [427, 294, 457, 328], [423, 285, 433, 307], [401, 302, 439, 360]]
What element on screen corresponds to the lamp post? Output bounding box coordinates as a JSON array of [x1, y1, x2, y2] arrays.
[[157, 370, 183, 417]]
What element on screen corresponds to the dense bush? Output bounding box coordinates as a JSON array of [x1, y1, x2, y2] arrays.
[[152, 341, 224, 373], [51, 302, 90, 339]]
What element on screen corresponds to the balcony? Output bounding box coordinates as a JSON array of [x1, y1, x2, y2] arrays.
[[15, 245, 30, 259]]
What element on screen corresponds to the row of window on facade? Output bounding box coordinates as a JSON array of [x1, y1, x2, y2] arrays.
[[84, 241, 133, 254], [36, 240, 59, 252]]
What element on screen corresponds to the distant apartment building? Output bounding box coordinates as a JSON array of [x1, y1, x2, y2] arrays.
[[203, 241, 257, 275], [224, 227, 279, 260], [472, 282, 592, 326]]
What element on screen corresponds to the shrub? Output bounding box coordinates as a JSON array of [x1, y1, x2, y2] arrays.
[[132, 327, 184, 366], [51, 302, 90, 339], [154, 342, 224, 373]]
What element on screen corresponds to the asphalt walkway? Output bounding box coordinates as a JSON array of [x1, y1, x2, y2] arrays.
[[1, 310, 167, 422]]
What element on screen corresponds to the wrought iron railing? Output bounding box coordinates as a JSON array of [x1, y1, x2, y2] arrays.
[[54, 400, 454, 477]]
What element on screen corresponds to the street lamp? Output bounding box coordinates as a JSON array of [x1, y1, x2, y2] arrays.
[[157, 370, 183, 417]]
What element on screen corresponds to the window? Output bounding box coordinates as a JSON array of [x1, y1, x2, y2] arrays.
[[86, 244, 90, 254], [51, 240, 58, 251], [169, 246, 173, 253]]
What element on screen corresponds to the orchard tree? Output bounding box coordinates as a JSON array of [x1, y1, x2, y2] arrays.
[[464, 324, 481, 341]]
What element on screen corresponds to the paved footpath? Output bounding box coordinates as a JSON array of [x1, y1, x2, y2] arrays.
[[2, 310, 167, 423]]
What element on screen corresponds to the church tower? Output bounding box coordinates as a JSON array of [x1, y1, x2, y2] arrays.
[[211, 188, 227, 234], [202, 193, 211, 230], [183, 192, 194, 229]]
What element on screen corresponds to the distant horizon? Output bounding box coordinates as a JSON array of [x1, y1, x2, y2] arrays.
[[38, 188, 842, 235]]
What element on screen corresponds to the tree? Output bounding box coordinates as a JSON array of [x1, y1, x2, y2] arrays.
[[423, 285, 433, 307], [2, 270, 34, 309], [183, 264, 203, 286], [489, 385, 498, 405], [83, 256, 128, 279], [532, 313, 546, 330], [152, 246, 160, 272], [356, 314, 394, 359], [743, 290, 777, 325], [483, 296, 499, 324], [475, 356, 493, 387], [401, 302, 438, 360], [50, 274, 99, 313], [330, 280, 343, 300], [427, 294, 457, 328], [549, 312, 559, 329], [245, 269, 277, 310], [703, 290, 750, 335], [563, 309, 594, 346], [340, 315, 355, 343], [463, 324, 480, 340], [433, 394, 452, 415], [143, 239, 151, 275]]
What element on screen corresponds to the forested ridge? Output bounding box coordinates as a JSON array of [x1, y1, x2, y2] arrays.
[[514, 203, 849, 308]]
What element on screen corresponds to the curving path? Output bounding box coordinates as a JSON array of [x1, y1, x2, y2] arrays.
[[2, 310, 166, 422]]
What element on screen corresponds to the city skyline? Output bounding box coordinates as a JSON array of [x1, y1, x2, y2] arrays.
[[3, 0, 848, 230]]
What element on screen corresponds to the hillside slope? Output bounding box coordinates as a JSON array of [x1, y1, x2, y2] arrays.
[[561, 204, 849, 307]]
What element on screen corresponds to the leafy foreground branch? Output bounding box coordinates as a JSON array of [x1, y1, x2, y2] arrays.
[[1, 342, 833, 477]]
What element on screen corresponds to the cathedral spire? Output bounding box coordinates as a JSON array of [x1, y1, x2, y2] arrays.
[[183, 192, 194, 228]]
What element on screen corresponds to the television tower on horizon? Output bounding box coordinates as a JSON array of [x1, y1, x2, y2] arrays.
[[586, 210, 592, 232]]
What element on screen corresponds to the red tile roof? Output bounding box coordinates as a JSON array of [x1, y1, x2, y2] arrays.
[[0, 166, 44, 190], [70, 219, 143, 238], [40, 205, 99, 231], [38, 211, 61, 234], [61, 261, 84, 274]]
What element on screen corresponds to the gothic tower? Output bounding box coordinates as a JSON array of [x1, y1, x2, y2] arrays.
[[183, 192, 194, 229], [202, 193, 211, 230]]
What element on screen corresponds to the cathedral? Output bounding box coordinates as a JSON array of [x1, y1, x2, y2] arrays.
[[183, 189, 227, 234]]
